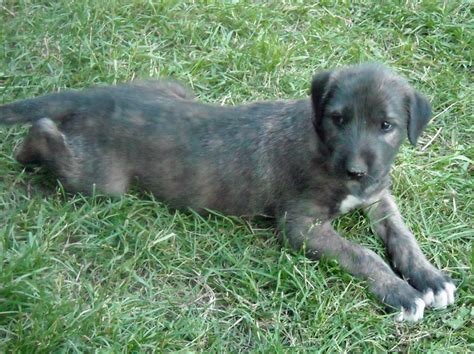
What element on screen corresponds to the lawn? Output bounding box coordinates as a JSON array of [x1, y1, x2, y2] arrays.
[[0, 1, 472, 352]]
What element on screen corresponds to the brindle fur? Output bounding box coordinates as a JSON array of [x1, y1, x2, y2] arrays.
[[0, 64, 455, 321]]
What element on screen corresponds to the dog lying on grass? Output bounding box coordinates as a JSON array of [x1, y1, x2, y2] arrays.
[[0, 64, 455, 321]]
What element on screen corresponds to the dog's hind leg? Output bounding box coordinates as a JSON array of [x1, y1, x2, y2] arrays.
[[15, 118, 69, 165], [15, 118, 83, 189], [15, 118, 130, 196]]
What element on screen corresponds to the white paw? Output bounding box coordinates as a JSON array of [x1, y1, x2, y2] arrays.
[[422, 289, 434, 306], [396, 298, 425, 322], [431, 282, 456, 309]]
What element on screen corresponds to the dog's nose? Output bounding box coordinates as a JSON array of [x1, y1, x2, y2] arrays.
[[346, 162, 368, 179], [347, 168, 367, 179], [346, 154, 368, 180]]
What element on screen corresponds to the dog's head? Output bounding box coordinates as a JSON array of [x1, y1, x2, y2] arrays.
[[311, 64, 432, 193]]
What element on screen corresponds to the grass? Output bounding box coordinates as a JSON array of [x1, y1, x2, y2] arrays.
[[0, 1, 472, 351]]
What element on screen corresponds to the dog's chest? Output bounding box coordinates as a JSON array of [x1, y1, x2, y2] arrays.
[[339, 195, 364, 214], [337, 192, 382, 214]]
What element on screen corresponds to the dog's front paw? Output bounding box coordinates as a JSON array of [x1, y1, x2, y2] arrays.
[[377, 279, 426, 322], [421, 280, 456, 309], [395, 298, 425, 322], [407, 266, 456, 309]]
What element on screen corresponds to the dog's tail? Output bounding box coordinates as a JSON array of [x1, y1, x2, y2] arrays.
[[0, 90, 113, 125]]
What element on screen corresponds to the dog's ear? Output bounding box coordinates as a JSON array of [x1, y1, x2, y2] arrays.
[[311, 70, 333, 136], [407, 90, 432, 146]]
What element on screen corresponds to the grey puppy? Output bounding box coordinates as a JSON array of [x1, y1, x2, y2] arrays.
[[0, 64, 455, 321]]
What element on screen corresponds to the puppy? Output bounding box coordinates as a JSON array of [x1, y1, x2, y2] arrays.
[[0, 64, 455, 321]]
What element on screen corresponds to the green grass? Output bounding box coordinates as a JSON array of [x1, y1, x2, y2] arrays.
[[0, 1, 472, 351]]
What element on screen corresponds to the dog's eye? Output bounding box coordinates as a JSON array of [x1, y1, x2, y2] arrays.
[[381, 121, 393, 132], [331, 113, 345, 127]]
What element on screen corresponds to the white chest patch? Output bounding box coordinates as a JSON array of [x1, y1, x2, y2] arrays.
[[339, 195, 363, 214]]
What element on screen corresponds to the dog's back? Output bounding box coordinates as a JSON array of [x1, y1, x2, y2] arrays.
[[1, 79, 312, 215], [0, 79, 193, 125]]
